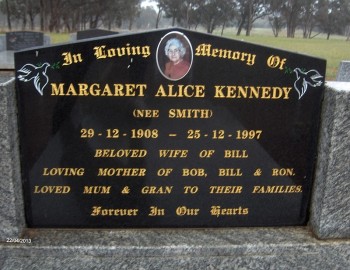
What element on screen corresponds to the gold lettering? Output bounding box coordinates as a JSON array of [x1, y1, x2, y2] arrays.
[[224, 150, 248, 158], [97, 168, 146, 176], [155, 84, 205, 98], [43, 167, 84, 176], [78, 83, 89, 96], [66, 83, 78, 95], [101, 84, 113, 96], [159, 149, 188, 158], [141, 186, 173, 194], [33, 185, 71, 194], [214, 85, 292, 99], [91, 206, 138, 216], [168, 109, 212, 118], [50, 83, 147, 96], [195, 44, 256, 66], [218, 168, 243, 176], [272, 168, 295, 176], [210, 206, 248, 217], [62, 52, 83, 65], [51, 83, 65, 95], [93, 44, 150, 59], [133, 109, 159, 118], [182, 168, 206, 177], [176, 206, 199, 216], [261, 87, 271, 99], [148, 206, 165, 216], [94, 149, 147, 158], [209, 186, 243, 194], [83, 186, 111, 194], [252, 185, 303, 193]]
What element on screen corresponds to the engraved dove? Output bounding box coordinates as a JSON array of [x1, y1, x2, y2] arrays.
[[293, 68, 323, 99], [17, 63, 50, 96]]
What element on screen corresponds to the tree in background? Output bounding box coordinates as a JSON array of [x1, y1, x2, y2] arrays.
[[155, 0, 236, 34], [316, 0, 350, 39], [136, 6, 158, 29], [281, 0, 302, 38], [0, 0, 40, 31], [154, 0, 204, 30], [1, 0, 350, 40], [268, 0, 286, 37], [124, 0, 142, 30], [0, 0, 142, 32], [181, 0, 202, 29], [3, 0, 12, 30], [197, 0, 235, 33], [236, 0, 270, 36], [157, 0, 184, 26], [300, 0, 318, 38]]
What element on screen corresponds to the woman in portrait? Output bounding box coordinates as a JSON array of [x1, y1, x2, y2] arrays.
[[163, 38, 190, 80]]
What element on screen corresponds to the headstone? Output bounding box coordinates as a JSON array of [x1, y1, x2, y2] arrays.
[[44, 35, 51, 46], [14, 29, 326, 228], [0, 35, 6, 51], [336, 60, 350, 81], [6, 31, 44, 51], [0, 51, 15, 69], [76, 29, 117, 40]]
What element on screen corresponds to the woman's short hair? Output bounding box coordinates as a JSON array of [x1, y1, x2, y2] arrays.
[[165, 38, 186, 58]]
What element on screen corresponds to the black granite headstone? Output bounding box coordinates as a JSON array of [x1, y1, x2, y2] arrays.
[[6, 31, 44, 51], [76, 29, 117, 40], [15, 28, 326, 228]]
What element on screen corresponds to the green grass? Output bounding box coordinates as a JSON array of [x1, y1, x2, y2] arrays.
[[49, 29, 350, 80], [49, 33, 71, 44], [218, 28, 350, 80]]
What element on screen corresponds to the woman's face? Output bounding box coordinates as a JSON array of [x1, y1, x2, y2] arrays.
[[167, 45, 181, 63]]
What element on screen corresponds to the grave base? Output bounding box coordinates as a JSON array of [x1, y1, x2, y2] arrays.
[[1, 77, 349, 269], [1, 227, 350, 269]]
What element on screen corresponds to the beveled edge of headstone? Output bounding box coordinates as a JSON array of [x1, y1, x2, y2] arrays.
[[310, 81, 350, 239], [0, 76, 25, 239]]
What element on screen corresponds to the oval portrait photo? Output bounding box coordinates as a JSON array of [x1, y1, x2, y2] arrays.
[[156, 31, 193, 81]]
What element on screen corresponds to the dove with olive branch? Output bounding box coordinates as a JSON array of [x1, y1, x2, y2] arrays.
[[293, 68, 323, 99], [17, 63, 50, 96]]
